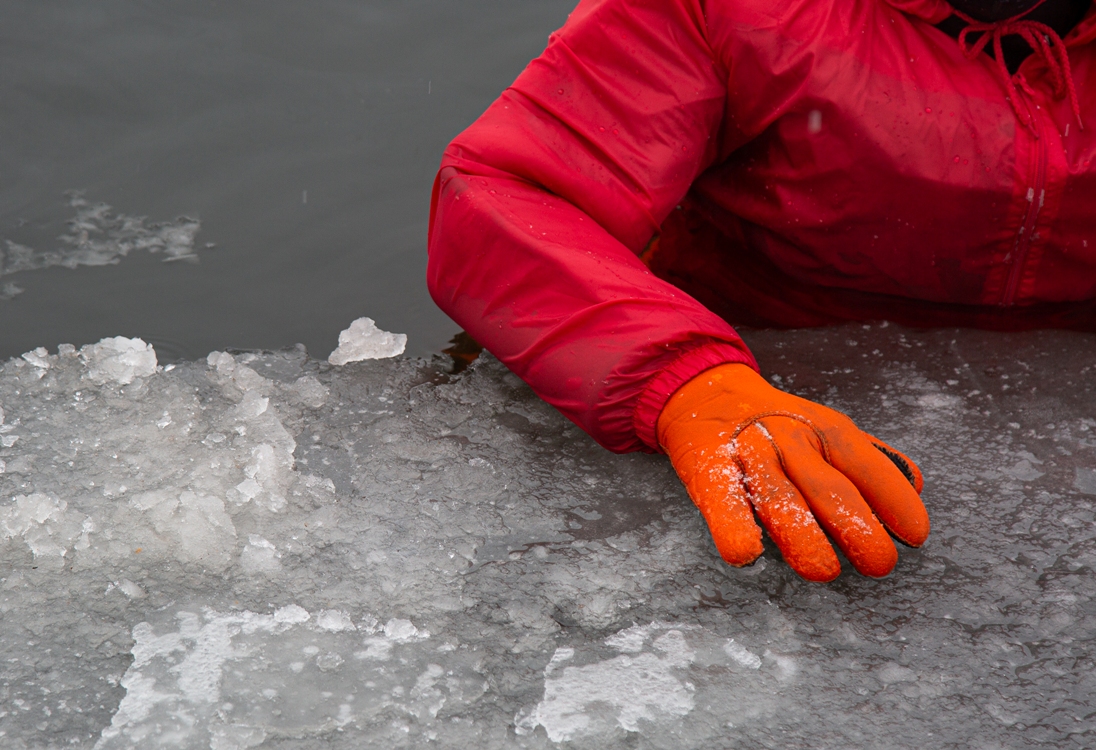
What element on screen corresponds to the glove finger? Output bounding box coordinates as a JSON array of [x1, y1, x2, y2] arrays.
[[763, 418, 899, 578], [862, 432, 924, 492], [671, 445, 765, 567], [825, 431, 930, 548], [737, 426, 841, 582]]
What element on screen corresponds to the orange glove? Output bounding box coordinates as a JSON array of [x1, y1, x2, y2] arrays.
[[657, 363, 929, 582]]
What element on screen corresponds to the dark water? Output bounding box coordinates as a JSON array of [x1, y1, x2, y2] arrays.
[[0, 0, 574, 362]]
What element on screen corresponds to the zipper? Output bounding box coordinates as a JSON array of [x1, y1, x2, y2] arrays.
[[1001, 90, 1046, 306]]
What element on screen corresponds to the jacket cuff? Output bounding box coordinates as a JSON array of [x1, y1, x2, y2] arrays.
[[632, 342, 759, 453]]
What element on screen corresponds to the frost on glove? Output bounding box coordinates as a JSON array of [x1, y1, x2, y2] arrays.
[[657, 363, 929, 582]]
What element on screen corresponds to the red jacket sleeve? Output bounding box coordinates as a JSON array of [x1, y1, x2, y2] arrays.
[[427, 0, 758, 453]]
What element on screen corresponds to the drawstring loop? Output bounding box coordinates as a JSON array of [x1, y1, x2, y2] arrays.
[[953, 0, 1083, 136]]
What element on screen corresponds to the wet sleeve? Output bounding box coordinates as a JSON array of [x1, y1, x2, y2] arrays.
[[426, 0, 758, 454]]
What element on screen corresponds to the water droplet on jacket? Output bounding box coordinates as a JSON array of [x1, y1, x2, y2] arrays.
[[807, 110, 822, 134], [954, 155, 960, 163], [925, 107, 932, 114], [557, 88, 564, 95]]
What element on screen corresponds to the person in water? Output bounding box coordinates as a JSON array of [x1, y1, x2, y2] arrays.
[[427, 0, 1096, 581]]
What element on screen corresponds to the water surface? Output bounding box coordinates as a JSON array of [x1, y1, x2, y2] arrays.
[[0, 0, 574, 360]]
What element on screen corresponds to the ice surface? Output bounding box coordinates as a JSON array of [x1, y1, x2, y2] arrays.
[[1, 324, 1095, 748], [327, 317, 407, 365], [0, 193, 205, 299]]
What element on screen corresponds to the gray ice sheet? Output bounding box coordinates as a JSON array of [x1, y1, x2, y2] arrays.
[[1, 323, 1094, 748]]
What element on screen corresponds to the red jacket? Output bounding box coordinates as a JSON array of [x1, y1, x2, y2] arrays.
[[427, 0, 1096, 454]]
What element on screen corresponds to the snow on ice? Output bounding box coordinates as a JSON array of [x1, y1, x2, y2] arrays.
[[1, 324, 1095, 748]]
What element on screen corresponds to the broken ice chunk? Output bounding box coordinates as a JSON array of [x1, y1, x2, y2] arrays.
[[21, 347, 51, 369], [327, 317, 406, 365], [315, 610, 356, 632], [241, 535, 282, 575], [127, 489, 237, 570], [80, 337, 157, 385], [0, 493, 84, 559], [383, 618, 428, 642], [291, 375, 328, 408], [273, 605, 310, 625], [1075, 468, 1096, 495]]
